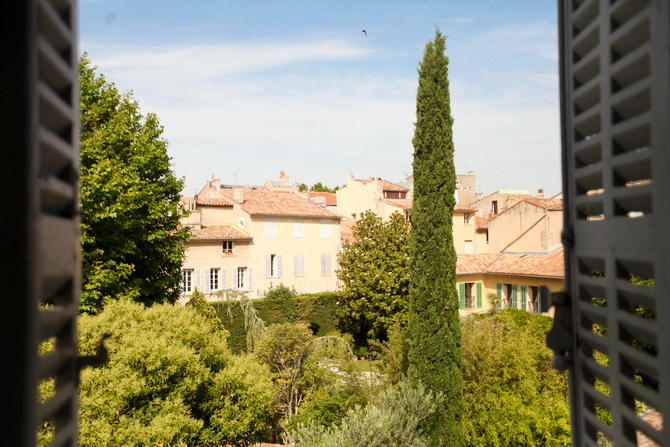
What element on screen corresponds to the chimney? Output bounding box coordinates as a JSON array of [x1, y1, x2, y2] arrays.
[[537, 188, 544, 198], [233, 186, 244, 203], [279, 171, 288, 181]]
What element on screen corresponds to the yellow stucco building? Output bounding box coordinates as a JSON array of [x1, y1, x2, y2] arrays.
[[179, 177, 341, 301]]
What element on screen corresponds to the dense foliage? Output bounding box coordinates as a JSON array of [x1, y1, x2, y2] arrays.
[[212, 292, 340, 353], [79, 55, 189, 313], [255, 323, 322, 424], [75, 301, 275, 446], [336, 211, 410, 343], [461, 310, 571, 446], [407, 28, 463, 446], [289, 380, 438, 447]]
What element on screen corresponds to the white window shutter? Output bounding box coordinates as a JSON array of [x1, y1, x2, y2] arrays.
[[232, 267, 238, 291], [278, 255, 283, 277], [221, 268, 227, 290], [205, 268, 211, 293], [248, 267, 254, 291], [266, 255, 271, 277], [195, 269, 201, 291]]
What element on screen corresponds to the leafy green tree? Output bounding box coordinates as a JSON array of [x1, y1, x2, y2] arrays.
[[289, 380, 438, 447], [336, 211, 410, 343], [75, 301, 275, 446], [255, 323, 322, 425], [79, 55, 189, 313], [461, 310, 571, 446], [264, 282, 299, 300], [407, 28, 463, 446], [310, 182, 339, 193]]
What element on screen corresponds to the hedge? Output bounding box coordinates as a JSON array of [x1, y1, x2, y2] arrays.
[[211, 292, 340, 353]]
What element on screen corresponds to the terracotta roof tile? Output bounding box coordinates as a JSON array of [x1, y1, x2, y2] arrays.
[[220, 186, 340, 219], [381, 180, 409, 191], [475, 216, 488, 229], [189, 225, 252, 240], [457, 250, 564, 278], [308, 191, 337, 206], [521, 197, 563, 210], [196, 197, 234, 207], [457, 254, 501, 275], [455, 204, 477, 212], [637, 409, 662, 447], [384, 199, 413, 210], [340, 219, 357, 244]]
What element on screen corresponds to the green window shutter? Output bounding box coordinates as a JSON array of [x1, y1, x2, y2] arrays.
[[521, 285, 527, 311], [512, 284, 518, 309], [476, 282, 482, 308], [496, 283, 502, 309], [459, 283, 466, 309]]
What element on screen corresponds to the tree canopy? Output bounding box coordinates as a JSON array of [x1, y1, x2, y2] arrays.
[[79, 55, 189, 313], [71, 301, 275, 446], [461, 310, 571, 446], [336, 211, 410, 343], [408, 28, 463, 446]]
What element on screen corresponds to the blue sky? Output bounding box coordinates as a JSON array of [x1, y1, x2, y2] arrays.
[[79, 0, 561, 197]]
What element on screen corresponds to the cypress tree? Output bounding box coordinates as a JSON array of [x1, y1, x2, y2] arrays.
[[407, 29, 464, 446]]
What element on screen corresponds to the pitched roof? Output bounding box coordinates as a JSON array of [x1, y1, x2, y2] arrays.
[[384, 199, 413, 210], [521, 197, 563, 211], [339, 219, 357, 244], [454, 204, 477, 212], [475, 216, 489, 229], [457, 249, 564, 278], [195, 197, 234, 207], [189, 225, 252, 240], [381, 180, 408, 191], [308, 191, 337, 206], [220, 186, 340, 219]]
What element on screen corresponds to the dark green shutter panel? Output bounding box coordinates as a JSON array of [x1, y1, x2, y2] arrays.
[[512, 284, 518, 309], [496, 283, 502, 309], [476, 282, 482, 308], [459, 283, 466, 309], [521, 285, 527, 311]]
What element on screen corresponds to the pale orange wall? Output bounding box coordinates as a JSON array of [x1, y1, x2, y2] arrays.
[[336, 178, 383, 220], [453, 211, 477, 255], [457, 273, 562, 317], [487, 202, 547, 253]]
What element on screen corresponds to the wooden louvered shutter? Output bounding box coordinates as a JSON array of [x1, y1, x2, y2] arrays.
[[458, 283, 466, 309], [521, 285, 527, 311], [476, 282, 482, 308], [496, 283, 502, 309], [2, 1, 82, 445], [550, 1, 670, 445], [511, 284, 518, 309]]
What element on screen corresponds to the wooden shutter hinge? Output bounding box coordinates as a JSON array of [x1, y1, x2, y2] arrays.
[[544, 287, 573, 371]]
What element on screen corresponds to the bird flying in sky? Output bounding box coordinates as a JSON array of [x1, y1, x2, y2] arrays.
[[362, 29, 367, 36]]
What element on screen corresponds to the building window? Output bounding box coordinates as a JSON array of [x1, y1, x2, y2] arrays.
[[464, 240, 473, 254], [464, 213, 471, 225], [182, 269, 193, 294], [265, 220, 277, 237], [529, 286, 539, 313], [320, 220, 332, 237], [491, 200, 498, 215], [236, 267, 247, 290], [321, 253, 332, 275], [294, 221, 305, 238], [210, 268, 220, 291], [459, 282, 480, 309], [267, 254, 283, 278], [222, 240, 234, 254], [294, 254, 305, 276]]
